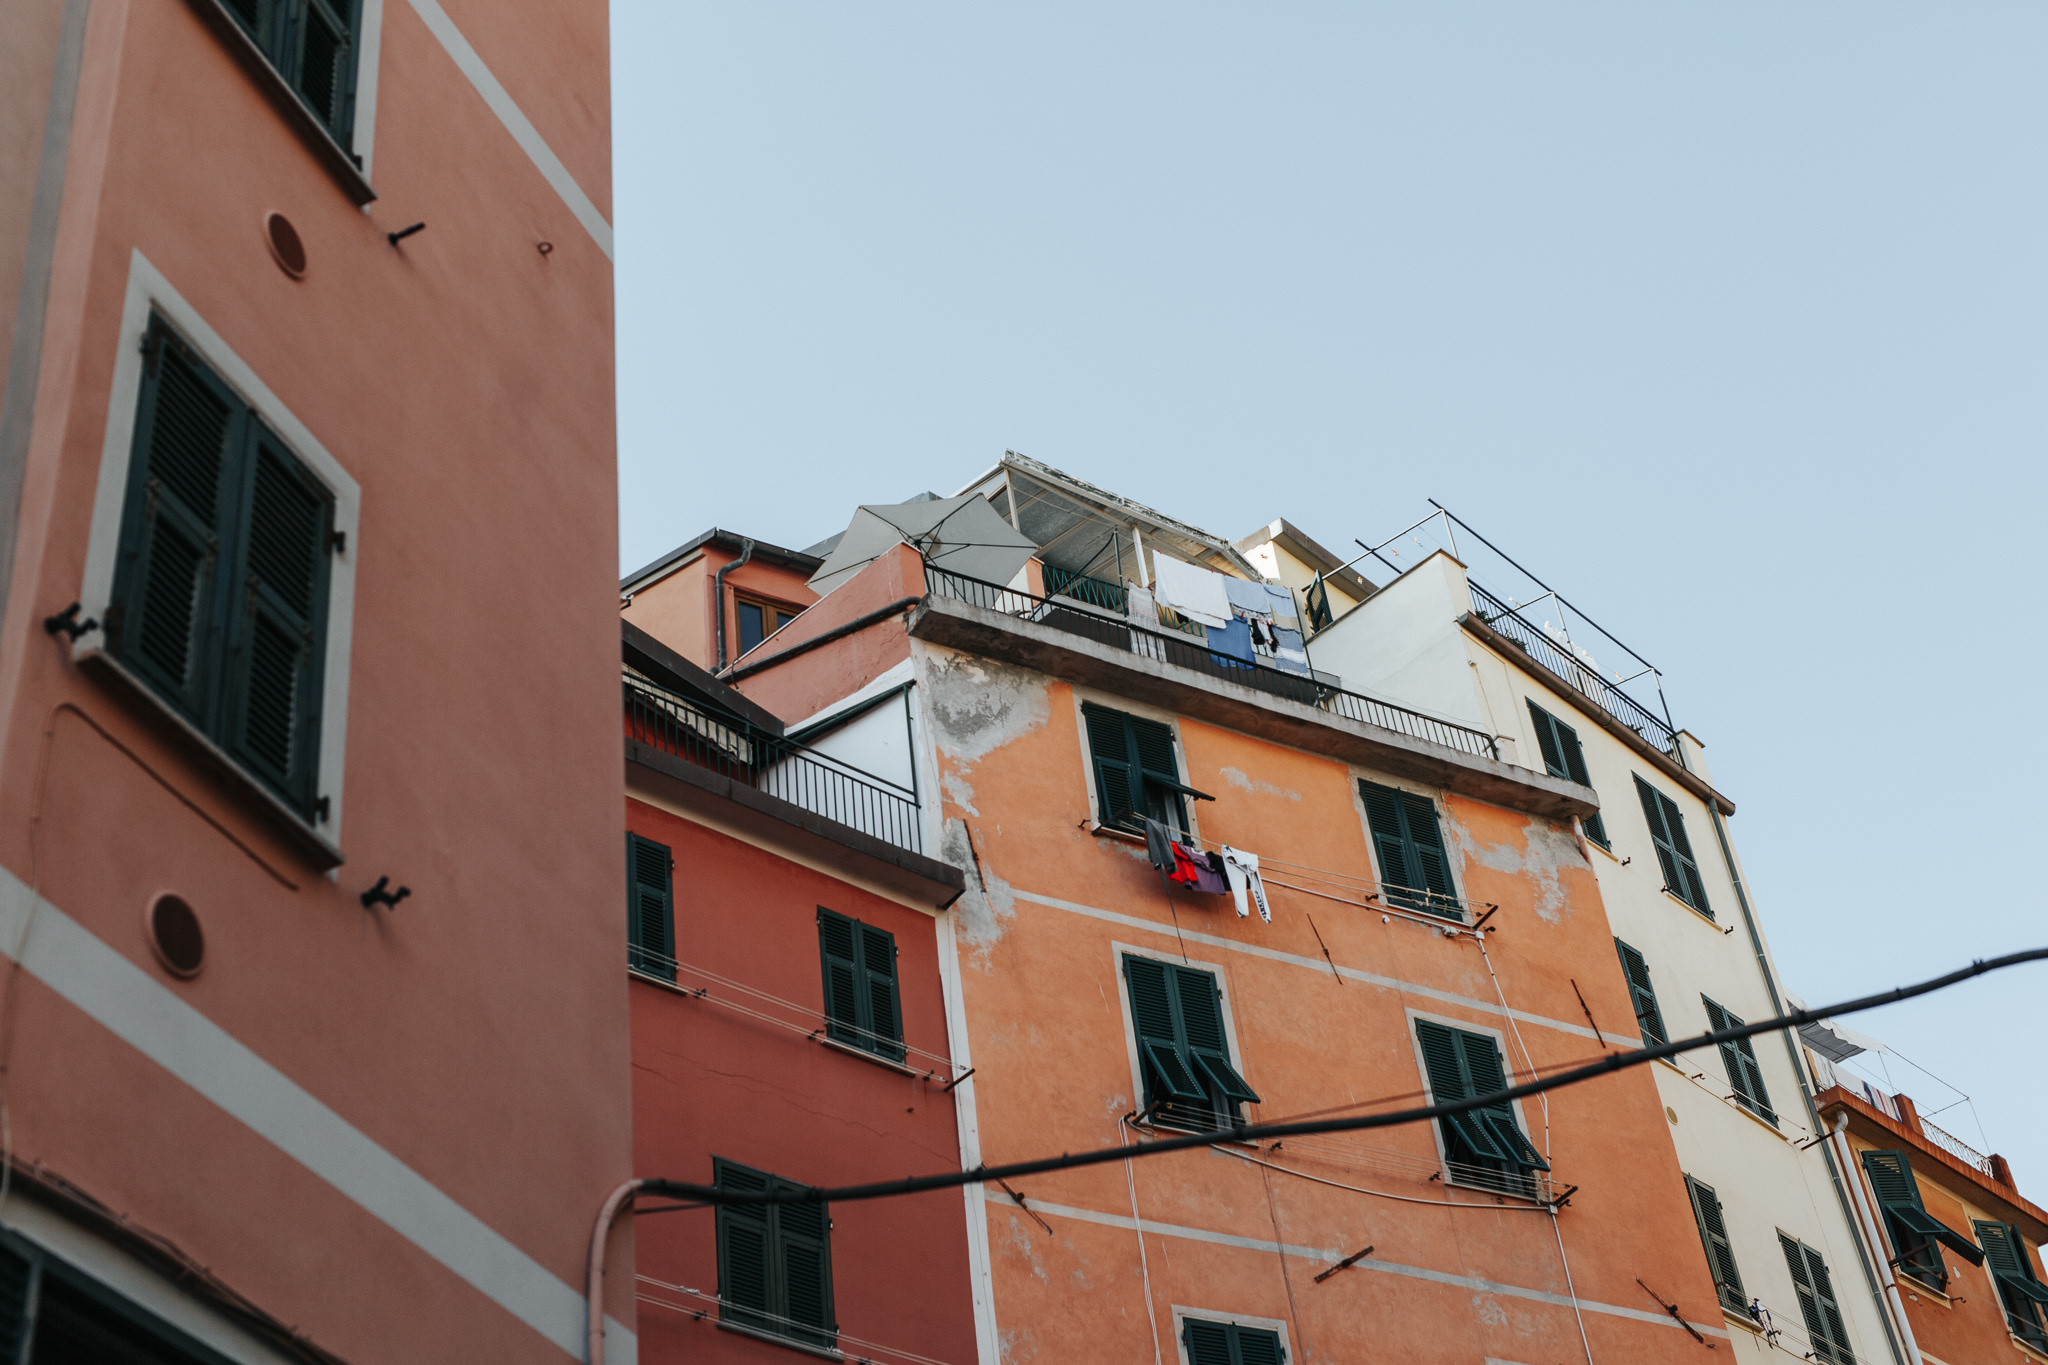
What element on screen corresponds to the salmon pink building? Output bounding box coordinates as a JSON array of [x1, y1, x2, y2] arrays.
[[0, 0, 626, 1359]]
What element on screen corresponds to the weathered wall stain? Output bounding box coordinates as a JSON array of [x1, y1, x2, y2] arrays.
[[1220, 765, 1303, 802], [1448, 812, 1587, 924]]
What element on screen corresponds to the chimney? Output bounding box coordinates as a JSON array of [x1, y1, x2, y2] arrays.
[[1894, 1092, 1922, 1134], [1992, 1154, 2016, 1188]]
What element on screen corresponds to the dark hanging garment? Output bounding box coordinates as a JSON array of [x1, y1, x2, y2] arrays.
[[1206, 616, 1256, 666], [1173, 843, 1230, 895], [1143, 817, 1177, 873]]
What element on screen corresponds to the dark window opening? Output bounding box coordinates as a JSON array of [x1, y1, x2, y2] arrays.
[[1083, 703, 1196, 835], [626, 832, 675, 981], [735, 597, 801, 658], [818, 908, 903, 1063], [1181, 1316, 1285, 1365], [220, 0, 363, 149], [1976, 1220, 2048, 1351]]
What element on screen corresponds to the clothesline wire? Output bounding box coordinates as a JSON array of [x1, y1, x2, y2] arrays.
[[636, 1277, 962, 1365]]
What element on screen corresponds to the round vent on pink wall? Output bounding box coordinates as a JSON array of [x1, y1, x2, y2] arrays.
[[146, 894, 205, 979], [265, 211, 307, 279]]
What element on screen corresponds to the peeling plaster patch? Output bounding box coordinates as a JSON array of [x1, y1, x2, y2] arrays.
[[1473, 1295, 1509, 1329], [1003, 1212, 1050, 1284], [997, 1327, 1034, 1364], [1220, 766, 1302, 802], [1449, 815, 1587, 924], [922, 653, 1051, 763], [942, 769, 979, 818], [945, 818, 1016, 963]]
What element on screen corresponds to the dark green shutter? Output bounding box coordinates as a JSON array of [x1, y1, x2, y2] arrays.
[[113, 328, 238, 721], [219, 0, 360, 148], [1083, 703, 1190, 833], [222, 430, 332, 813], [1528, 703, 1607, 845], [0, 1240, 31, 1365], [1413, 1019, 1546, 1182], [1124, 956, 1258, 1124], [1683, 1175, 1746, 1311], [1083, 703, 1139, 827], [626, 834, 674, 980], [818, 909, 903, 1061], [1182, 1319, 1283, 1365], [1779, 1236, 1853, 1365], [714, 1159, 836, 1350], [1359, 780, 1462, 919], [1861, 1151, 1981, 1281], [1975, 1221, 2048, 1347], [112, 320, 335, 822], [1635, 776, 1709, 914], [1613, 939, 1667, 1046], [1702, 998, 1775, 1125]]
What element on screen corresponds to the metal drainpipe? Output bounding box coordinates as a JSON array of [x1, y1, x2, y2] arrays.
[[587, 1178, 642, 1365], [1830, 1108, 1927, 1364], [712, 537, 755, 672], [1700, 796, 1912, 1365]]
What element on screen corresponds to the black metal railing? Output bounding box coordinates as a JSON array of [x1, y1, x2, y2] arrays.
[[1466, 580, 1678, 756], [625, 673, 923, 853], [1042, 564, 1128, 614], [925, 566, 1499, 761]]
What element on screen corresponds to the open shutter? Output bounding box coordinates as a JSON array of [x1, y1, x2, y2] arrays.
[[1684, 1176, 1746, 1310], [818, 909, 865, 1049], [113, 329, 239, 722], [1976, 1220, 2048, 1346], [1635, 776, 1686, 902], [1129, 713, 1190, 832], [1172, 964, 1258, 1106], [777, 1192, 836, 1348], [1527, 701, 1566, 775], [1613, 939, 1667, 1046], [858, 921, 904, 1062], [1457, 1029, 1546, 1172], [1862, 1150, 1982, 1271], [1531, 702, 1606, 843], [1359, 781, 1416, 900], [715, 1161, 775, 1336], [1124, 956, 1203, 1103], [626, 834, 675, 980], [1083, 703, 1139, 829], [1401, 791, 1458, 913]]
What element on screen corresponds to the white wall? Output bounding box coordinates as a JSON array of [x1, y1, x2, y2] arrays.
[[1305, 551, 1492, 733]]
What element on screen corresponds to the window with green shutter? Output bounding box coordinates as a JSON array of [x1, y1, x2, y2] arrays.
[[110, 318, 336, 823], [1123, 955, 1259, 1133], [1082, 702, 1202, 834], [1527, 701, 1607, 846], [1859, 1151, 1982, 1290], [1683, 1175, 1747, 1313], [1412, 1018, 1548, 1197], [1613, 938, 1667, 1046], [626, 834, 675, 981], [818, 909, 903, 1062], [1701, 997, 1775, 1126], [1634, 776, 1709, 915], [1779, 1235, 1855, 1365], [1358, 780, 1462, 920], [1974, 1220, 2048, 1350], [218, 0, 363, 148], [1181, 1316, 1285, 1365], [714, 1159, 835, 1351]]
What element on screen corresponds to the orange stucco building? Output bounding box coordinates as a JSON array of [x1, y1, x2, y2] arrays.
[[0, 0, 625, 1359], [699, 467, 1740, 1363]]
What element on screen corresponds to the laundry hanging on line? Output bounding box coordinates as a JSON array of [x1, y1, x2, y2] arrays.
[[1220, 846, 1271, 922], [1149, 556, 1232, 628]]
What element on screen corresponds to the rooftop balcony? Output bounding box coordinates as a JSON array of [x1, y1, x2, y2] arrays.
[[914, 565, 1598, 825], [1465, 579, 1679, 757]]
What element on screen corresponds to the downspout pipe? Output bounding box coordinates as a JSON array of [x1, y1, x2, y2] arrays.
[[1829, 1108, 1927, 1364], [1700, 795, 1911, 1365], [588, 1178, 642, 1365], [712, 537, 756, 672]]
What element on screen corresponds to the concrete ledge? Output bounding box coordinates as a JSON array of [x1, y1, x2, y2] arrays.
[[909, 595, 1599, 824], [626, 740, 964, 910], [1459, 612, 1735, 817]]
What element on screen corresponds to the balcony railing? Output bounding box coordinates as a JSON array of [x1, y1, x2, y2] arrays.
[[1466, 580, 1679, 757], [1919, 1115, 1996, 1180], [625, 672, 923, 853], [925, 566, 1500, 761]]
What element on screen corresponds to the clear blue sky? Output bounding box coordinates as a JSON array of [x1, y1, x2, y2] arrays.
[[613, 5, 2048, 1178]]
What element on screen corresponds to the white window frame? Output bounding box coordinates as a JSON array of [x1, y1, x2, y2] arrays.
[[75, 249, 360, 847], [1169, 1305, 1291, 1365], [350, 0, 388, 179]]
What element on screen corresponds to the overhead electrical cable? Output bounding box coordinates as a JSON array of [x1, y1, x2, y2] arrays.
[[634, 947, 2048, 1208]]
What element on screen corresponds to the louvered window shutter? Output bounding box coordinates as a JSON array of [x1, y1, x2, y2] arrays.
[[818, 909, 864, 1049], [292, 0, 358, 145], [1635, 777, 1709, 914], [858, 918, 904, 1062], [1702, 998, 1776, 1125], [1124, 956, 1204, 1107], [1860, 1150, 1976, 1282], [1613, 939, 1667, 1046], [1974, 1221, 2048, 1345], [1129, 713, 1190, 832], [715, 1161, 775, 1335], [626, 834, 675, 980], [1171, 964, 1258, 1107], [1415, 1020, 1546, 1182], [1359, 781, 1463, 920], [1083, 703, 1140, 829], [222, 431, 333, 815], [777, 1196, 836, 1347], [0, 1240, 32, 1363], [1183, 1319, 1233, 1365], [1682, 1175, 1746, 1310], [1527, 700, 1566, 775], [112, 327, 239, 723], [1233, 1326, 1285, 1365], [1779, 1237, 1854, 1364]]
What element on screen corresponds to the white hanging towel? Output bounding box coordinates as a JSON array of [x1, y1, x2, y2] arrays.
[[1149, 556, 1232, 628], [1220, 846, 1270, 922]]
